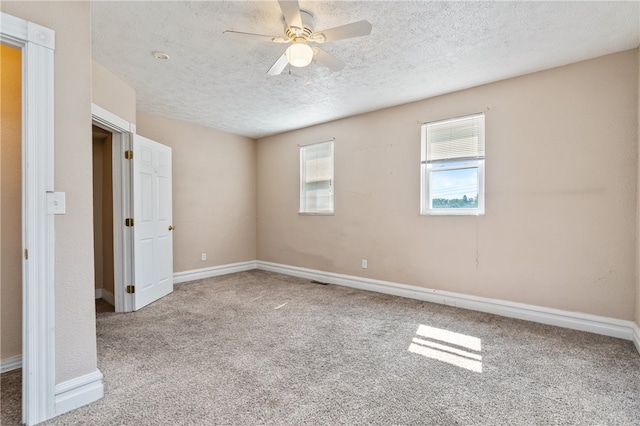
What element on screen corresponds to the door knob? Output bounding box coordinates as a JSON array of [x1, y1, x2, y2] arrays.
[[168, 225, 175, 231]]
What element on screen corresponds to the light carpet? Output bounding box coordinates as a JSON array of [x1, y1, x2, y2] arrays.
[[2, 270, 640, 425]]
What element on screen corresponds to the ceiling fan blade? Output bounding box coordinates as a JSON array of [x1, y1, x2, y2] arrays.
[[223, 30, 288, 43], [267, 52, 289, 76], [312, 20, 372, 43], [314, 48, 345, 72], [278, 0, 302, 30]]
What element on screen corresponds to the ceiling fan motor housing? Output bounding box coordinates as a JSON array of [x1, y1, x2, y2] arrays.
[[223, 1, 371, 75], [285, 10, 315, 41]]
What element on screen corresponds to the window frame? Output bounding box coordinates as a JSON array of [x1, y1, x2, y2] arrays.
[[420, 113, 485, 216], [299, 140, 334, 215]]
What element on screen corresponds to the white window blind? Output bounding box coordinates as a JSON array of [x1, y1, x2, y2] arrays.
[[425, 113, 485, 163], [304, 157, 332, 183], [300, 141, 334, 214]]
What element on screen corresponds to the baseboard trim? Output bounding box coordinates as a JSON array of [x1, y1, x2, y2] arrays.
[[54, 369, 104, 416], [0, 355, 22, 373], [174, 261, 257, 284], [173, 260, 636, 344], [101, 289, 115, 306], [256, 261, 635, 342], [633, 323, 640, 355], [95, 288, 115, 306]]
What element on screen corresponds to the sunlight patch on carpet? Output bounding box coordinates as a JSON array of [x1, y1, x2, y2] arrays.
[[408, 324, 483, 373]]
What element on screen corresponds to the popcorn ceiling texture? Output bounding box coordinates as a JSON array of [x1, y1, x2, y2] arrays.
[[91, 1, 639, 139]]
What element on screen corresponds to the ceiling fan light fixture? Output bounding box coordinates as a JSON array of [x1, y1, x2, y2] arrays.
[[286, 43, 313, 67]]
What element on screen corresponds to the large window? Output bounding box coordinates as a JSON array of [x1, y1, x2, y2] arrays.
[[421, 113, 485, 215], [300, 141, 334, 214]]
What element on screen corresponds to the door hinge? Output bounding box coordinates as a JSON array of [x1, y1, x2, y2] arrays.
[[124, 150, 133, 160], [126, 285, 135, 294], [24, 249, 28, 260], [125, 218, 134, 227]]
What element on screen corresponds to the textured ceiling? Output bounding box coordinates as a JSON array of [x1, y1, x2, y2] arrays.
[[91, 1, 640, 139]]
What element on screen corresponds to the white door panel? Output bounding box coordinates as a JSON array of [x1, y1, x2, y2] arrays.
[[133, 134, 173, 310]]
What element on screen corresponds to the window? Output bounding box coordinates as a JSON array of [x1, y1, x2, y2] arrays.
[[421, 113, 485, 215], [300, 141, 334, 214]]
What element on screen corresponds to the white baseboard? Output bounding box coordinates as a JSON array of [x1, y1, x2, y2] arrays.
[[55, 369, 103, 416], [101, 289, 115, 306], [0, 355, 22, 373], [256, 261, 636, 342], [95, 288, 115, 306], [173, 261, 257, 284], [173, 260, 637, 346], [633, 323, 640, 355]]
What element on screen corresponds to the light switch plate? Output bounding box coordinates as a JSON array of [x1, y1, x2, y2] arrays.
[[47, 192, 66, 214]]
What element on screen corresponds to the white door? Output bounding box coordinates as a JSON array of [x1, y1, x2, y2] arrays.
[[133, 134, 173, 310]]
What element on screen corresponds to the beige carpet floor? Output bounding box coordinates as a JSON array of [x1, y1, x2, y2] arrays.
[[1, 368, 21, 425], [2, 270, 640, 425], [95, 298, 115, 314]]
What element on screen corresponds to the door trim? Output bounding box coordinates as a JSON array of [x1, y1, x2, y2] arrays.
[[1, 11, 56, 425], [91, 104, 136, 313]]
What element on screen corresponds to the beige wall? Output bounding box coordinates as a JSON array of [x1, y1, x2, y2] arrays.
[[136, 112, 257, 272], [257, 49, 639, 321], [1, 44, 22, 361], [2, 1, 98, 383], [94, 61, 257, 279], [92, 59, 136, 124]]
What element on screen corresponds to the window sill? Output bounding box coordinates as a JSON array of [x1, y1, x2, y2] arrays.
[[298, 212, 335, 216], [421, 209, 484, 216]]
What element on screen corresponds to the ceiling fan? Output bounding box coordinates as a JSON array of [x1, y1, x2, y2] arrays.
[[223, 0, 372, 76]]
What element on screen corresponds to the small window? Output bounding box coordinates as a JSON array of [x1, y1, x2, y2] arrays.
[[421, 113, 485, 215], [300, 141, 334, 215]]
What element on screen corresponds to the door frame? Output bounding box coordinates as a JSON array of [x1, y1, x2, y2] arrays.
[[91, 104, 136, 313], [1, 12, 56, 425]]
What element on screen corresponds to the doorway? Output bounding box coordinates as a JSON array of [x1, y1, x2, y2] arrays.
[[0, 42, 24, 426], [1, 11, 56, 425], [92, 125, 116, 313], [91, 107, 133, 314]]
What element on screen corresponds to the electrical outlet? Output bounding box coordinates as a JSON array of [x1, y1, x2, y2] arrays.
[[201, 253, 207, 261], [362, 259, 368, 269]]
